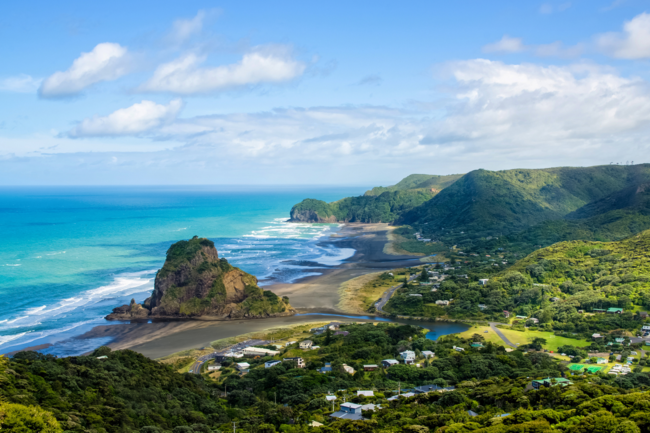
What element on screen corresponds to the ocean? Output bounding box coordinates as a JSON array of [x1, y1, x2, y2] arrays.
[[0, 185, 367, 355]]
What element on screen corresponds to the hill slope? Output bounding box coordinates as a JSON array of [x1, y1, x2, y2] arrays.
[[289, 173, 462, 223], [364, 173, 463, 196], [400, 164, 650, 245]]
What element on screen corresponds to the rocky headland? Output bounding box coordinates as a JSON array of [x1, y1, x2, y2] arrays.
[[106, 236, 294, 321]]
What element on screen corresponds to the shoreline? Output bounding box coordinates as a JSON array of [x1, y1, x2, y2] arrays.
[[12, 223, 429, 359]]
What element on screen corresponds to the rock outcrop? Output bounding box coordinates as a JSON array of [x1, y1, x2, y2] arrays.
[[289, 198, 339, 223], [289, 209, 338, 223], [106, 236, 294, 320]]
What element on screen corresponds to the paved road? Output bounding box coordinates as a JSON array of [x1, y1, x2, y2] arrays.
[[375, 274, 419, 313], [489, 322, 517, 348], [189, 360, 203, 375]]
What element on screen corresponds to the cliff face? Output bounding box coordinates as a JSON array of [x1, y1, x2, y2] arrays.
[[289, 208, 338, 223], [106, 236, 293, 320]]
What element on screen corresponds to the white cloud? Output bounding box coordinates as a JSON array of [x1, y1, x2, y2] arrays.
[[0, 74, 41, 93], [68, 99, 183, 137], [596, 12, 650, 59], [483, 36, 525, 53], [39, 43, 131, 97], [139, 46, 305, 94], [539, 2, 571, 14], [483, 35, 582, 57]]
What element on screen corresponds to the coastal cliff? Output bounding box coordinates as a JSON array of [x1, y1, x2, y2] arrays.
[[106, 236, 294, 320]]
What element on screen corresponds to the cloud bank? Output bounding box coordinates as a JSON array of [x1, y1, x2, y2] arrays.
[[139, 47, 306, 94], [68, 99, 183, 137], [39, 43, 131, 97]]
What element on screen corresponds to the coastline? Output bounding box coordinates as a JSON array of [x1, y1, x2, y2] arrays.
[[13, 223, 428, 359]]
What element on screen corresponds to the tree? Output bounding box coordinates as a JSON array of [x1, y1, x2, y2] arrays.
[[0, 403, 62, 433], [325, 327, 332, 346]]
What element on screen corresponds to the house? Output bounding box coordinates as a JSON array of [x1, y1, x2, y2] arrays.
[[357, 390, 374, 397], [382, 359, 399, 368], [642, 325, 650, 331], [503, 310, 510, 318], [400, 350, 416, 364], [468, 410, 479, 417], [531, 377, 573, 390], [242, 347, 280, 357], [330, 403, 364, 421], [470, 342, 484, 348], [283, 357, 305, 368], [528, 318, 539, 324], [641, 312, 649, 319], [414, 384, 455, 394], [479, 279, 489, 285], [550, 297, 560, 302], [388, 392, 417, 401], [328, 322, 341, 330], [615, 338, 625, 344], [299, 340, 313, 349], [265, 360, 281, 369], [478, 304, 487, 310], [340, 364, 356, 375], [318, 362, 333, 373], [596, 358, 608, 364], [285, 341, 296, 346], [309, 421, 324, 427], [409, 293, 423, 297], [616, 355, 622, 361], [334, 331, 349, 336], [235, 362, 250, 371], [363, 364, 379, 371], [96, 356, 108, 360], [312, 346, 321, 350], [592, 333, 603, 339], [435, 300, 450, 306], [431, 288, 438, 292], [422, 350, 434, 358], [515, 315, 527, 320], [325, 395, 337, 401], [208, 364, 222, 371], [453, 346, 465, 352], [607, 308, 624, 314]]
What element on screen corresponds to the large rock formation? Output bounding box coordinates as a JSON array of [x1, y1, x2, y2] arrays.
[[106, 236, 294, 320]]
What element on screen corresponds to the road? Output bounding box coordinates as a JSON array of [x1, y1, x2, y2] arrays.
[[190, 338, 272, 375], [489, 322, 517, 348], [375, 273, 419, 314]]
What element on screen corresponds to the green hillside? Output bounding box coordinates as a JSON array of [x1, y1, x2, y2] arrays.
[[400, 164, 650, 247], [364, 173, 463, 196]]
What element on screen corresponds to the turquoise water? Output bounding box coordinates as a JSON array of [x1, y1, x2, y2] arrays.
[[0, 186, 367, 354]]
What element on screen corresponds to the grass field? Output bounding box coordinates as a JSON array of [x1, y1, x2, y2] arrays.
[[497, 328, 591, 351], [337, 271, 404, 314], [455, 325, 509, 346]]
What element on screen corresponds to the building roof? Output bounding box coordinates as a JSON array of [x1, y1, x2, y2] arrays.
[[329, 412, 364, 420], [325, 395, 337, 401], [341, 403, 362, 409], [607, 308, 624, 313], [357, 391, 374, 397]]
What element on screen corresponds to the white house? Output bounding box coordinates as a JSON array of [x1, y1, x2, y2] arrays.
[[453, 346, 465, 352], [283, 357, 305, 368], [357, 390, 374, 397], [422, 350, 434, 358], [235, 362, 250, 371], [409, 294, 423, 297], [299, 340, 313, 349], [340, 364, 356, 375], [400, 350, 416, 364], [382, 359, 399, 368], [435, 300, 449, 306], [207, 364, 221, 371], [642, 325, 650, 331], [479, 279, 489, 285], [265, 360, 281, 369], [242, 347, 280, 357], [325, 395, 337, 401]]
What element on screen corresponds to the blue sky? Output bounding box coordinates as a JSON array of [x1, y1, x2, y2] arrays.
[[2, 0, 650, 185]]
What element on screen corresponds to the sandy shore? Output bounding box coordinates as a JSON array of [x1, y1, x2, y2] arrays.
[[30, 223, 424, 359]]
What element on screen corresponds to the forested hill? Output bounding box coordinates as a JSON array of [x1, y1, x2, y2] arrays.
[[401, 164, 650, 248], [288, 173, 462, 223], [364, 173, 464, 196]]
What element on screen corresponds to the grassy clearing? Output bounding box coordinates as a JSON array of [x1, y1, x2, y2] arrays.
[[497, 328, 591, 351], [455, 325, 507, 346], [384, 231, 425, 256], [337, 271, 402, 314]]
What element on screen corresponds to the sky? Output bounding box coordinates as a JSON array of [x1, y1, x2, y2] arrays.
[[2, 0, 650, 185]]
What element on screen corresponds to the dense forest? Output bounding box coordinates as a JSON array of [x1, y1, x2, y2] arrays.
[[6, 321, 650, 432]]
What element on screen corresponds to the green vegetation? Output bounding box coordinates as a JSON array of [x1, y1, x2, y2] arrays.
[[291, 190, 436, 223], [11, 321, 650, 432], [400, 164, 650, 253], [364, 173, 463, 196]]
